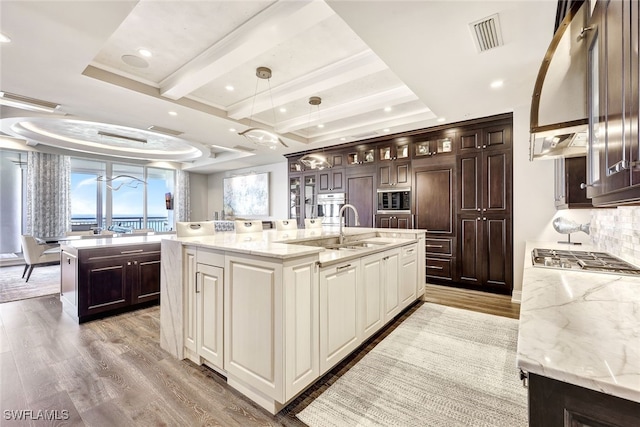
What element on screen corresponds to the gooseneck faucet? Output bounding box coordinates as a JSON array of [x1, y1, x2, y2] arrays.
[[339, 204, 360, 244]]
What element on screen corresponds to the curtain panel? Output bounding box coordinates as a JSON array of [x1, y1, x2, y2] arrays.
[[26, 152, 70, 237], [175, 169, 190, 222]]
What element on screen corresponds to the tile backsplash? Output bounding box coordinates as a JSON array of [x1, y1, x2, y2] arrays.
[[590, 206, 640, 266]]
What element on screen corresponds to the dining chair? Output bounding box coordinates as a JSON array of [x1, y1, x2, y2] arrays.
[[176, 221, 216, 237], [304, 218, 323, 229], [275, 219, 298, 231], [20, 235, 61, 282], [235, 220, 263, 233]]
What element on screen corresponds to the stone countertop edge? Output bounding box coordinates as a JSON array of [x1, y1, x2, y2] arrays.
[[517, 241, 640, 403]]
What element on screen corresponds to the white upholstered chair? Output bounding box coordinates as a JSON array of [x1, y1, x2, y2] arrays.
[[275, 219, 298, 231], [20, 235, 61, 282], [235, 220, 263, 233], [176, 221, 216, 237], [304, 218, 323, 229]]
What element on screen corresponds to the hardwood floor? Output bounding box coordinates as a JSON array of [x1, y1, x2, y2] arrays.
[[0, 286, 519, 426]]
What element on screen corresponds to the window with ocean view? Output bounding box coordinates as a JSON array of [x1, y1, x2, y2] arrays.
[[70, 158, 175, 232]]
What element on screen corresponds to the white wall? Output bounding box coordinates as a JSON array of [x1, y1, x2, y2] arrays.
[[189, 172, 210, 221], [207, 160, 289, 221]]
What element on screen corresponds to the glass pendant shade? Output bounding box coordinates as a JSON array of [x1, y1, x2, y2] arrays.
[[238, 127, 288, 149]]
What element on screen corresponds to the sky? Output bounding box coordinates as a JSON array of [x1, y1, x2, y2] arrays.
[[71, 173, 170, 218]]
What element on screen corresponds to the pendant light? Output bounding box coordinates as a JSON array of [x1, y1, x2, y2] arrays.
[[238, 67, 288, 149], [299, 96, 332, 170]]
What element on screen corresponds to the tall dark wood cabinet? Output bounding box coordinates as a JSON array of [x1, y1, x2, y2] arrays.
[[286, 113, 514, 295], [457, 122, 512, 293], [586, 0, 640, 206], [346, 166, 376, 227]]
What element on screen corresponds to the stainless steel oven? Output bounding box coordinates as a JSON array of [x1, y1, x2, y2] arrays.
[[317, 193, 345, 226]]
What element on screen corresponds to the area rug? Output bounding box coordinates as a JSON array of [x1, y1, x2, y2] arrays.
[[0, 264, 60, 303], [297, 303, 526, 427]]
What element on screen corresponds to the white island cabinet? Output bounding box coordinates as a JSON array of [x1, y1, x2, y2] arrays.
[[159, 227, 426, 414]]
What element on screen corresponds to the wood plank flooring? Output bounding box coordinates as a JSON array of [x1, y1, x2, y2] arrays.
[[0, 286, 519, 426]]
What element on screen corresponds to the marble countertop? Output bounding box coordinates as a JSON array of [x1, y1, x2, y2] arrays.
[[517, 241, 640, 403], [172, 227, 423, 265], [62, 234, 173, 249]]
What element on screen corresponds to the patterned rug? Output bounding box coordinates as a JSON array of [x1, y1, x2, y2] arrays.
[[0, 263, 60, 303], [297, 303, 526, 427]]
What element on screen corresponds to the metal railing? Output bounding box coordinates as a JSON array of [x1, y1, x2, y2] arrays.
[[71, 216, 171, 232]]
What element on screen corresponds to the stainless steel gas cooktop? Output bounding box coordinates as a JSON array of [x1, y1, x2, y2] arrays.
[[532, 248, 640, 276]]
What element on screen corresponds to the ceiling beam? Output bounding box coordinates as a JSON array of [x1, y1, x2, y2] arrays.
[[159, 0, 334, 100]]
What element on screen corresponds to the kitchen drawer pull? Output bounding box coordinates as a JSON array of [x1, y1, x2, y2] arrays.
[[426, 244, 443, 248], [427, 265, 444, 270], [121, 249, 144, 254], [405, 249, 415, 254], [336, 264, 352, 271]]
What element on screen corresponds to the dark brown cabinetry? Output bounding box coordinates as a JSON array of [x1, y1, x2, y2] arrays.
[[587, 0, 640, 206], [60, 242, 161, 323], [375, 214, 413, 229], [528, 373, 640, 427], [457, 122, 512, 292], [345, 145, 375, 166], [318, 168, 344, 193], [346, 166, 376, 227], [414, 160, 456, 283], [377, 140, 411, 188], [555, 156, 592, 209]]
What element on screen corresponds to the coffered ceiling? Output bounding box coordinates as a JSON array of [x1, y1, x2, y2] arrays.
[[0, 0, 557, 173]]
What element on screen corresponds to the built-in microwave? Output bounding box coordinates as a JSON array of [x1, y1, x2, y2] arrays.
[[377, 189, 411, 213]]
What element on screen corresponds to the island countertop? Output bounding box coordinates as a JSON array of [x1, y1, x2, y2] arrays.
[[517, 241, 640, 403]]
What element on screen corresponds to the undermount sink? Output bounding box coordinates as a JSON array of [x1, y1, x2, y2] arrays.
[[323, 241, 386, 250]]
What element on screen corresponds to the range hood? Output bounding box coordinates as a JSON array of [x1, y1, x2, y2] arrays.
[[530, 1, 588, 160]]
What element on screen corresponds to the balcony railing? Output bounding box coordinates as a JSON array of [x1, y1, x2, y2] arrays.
[[71, 216, 171, 232]]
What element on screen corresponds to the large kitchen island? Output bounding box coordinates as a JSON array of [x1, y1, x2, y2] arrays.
[[159, 226, 426, 414]]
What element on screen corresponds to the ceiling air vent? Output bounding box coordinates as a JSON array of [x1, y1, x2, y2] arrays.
[[469, 13, 504, 52], [147, 125, 183, 136]]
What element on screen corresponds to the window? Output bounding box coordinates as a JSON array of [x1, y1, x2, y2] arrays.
[[70, 158, 175, 233]]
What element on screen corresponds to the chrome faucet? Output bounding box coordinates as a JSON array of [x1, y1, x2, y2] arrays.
[[339, 204, 360, 244]]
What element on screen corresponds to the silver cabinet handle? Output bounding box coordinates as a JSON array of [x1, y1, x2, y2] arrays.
[[336, 264, 351, 271], [127, 261, 132, 266], [121, 249, 143, 254], [426, 244, 443, 248], [195, 272, 200, 293], [427, 265, 444, 270]]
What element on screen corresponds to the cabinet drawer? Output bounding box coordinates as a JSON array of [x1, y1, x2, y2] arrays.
[[426, 257, 452, 279], [425, 238, 452, 255], [401, 244, 418, 260]]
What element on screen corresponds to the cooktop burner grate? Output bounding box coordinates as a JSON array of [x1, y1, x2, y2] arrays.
[[531, 248, 640, 276]]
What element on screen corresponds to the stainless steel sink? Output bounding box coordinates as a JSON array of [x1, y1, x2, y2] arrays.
[[323, 241, 386, 250]]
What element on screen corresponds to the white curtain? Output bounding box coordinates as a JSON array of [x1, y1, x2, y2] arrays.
[[175, 169, 190, 222], [26, 152, 70, 237]]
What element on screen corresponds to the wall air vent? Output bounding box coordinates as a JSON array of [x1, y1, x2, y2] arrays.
[[0, 91, 60, 113], [147, 125, 183, 136], [469, 13, 504, 52]]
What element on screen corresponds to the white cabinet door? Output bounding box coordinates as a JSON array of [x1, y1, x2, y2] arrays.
[[416, 236, 426, 297], [383, 248, 401, 322], [183, 247, 198, 360], [283, 259, 319, 399], [197, 263, 224, 369], [400, 244, 418, 308], [319, 261, 360, 374], [225, 255, 284, 401], [360, 252, 384, 340]]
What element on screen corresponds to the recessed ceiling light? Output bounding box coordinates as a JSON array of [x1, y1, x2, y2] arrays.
[[225, 85, 234, 91], [0, 33, 11, 43], [138, 48, 152, 58], [229, 128, 236, 132], [168, 111, 177, 116], [317, 124, 324, 128], [340, 137, 346, 141], [383, 128, 390, 132], [121, 54, 148, 68], [490, 80, 504, 89], [437, 117, 446, 123], [279, 107, 286, 113], [384, 106, 392, 112]]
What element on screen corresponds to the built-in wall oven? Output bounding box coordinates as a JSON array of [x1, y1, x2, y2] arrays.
[[377, 189, 411, 213], [317, 193, 345, 226]]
